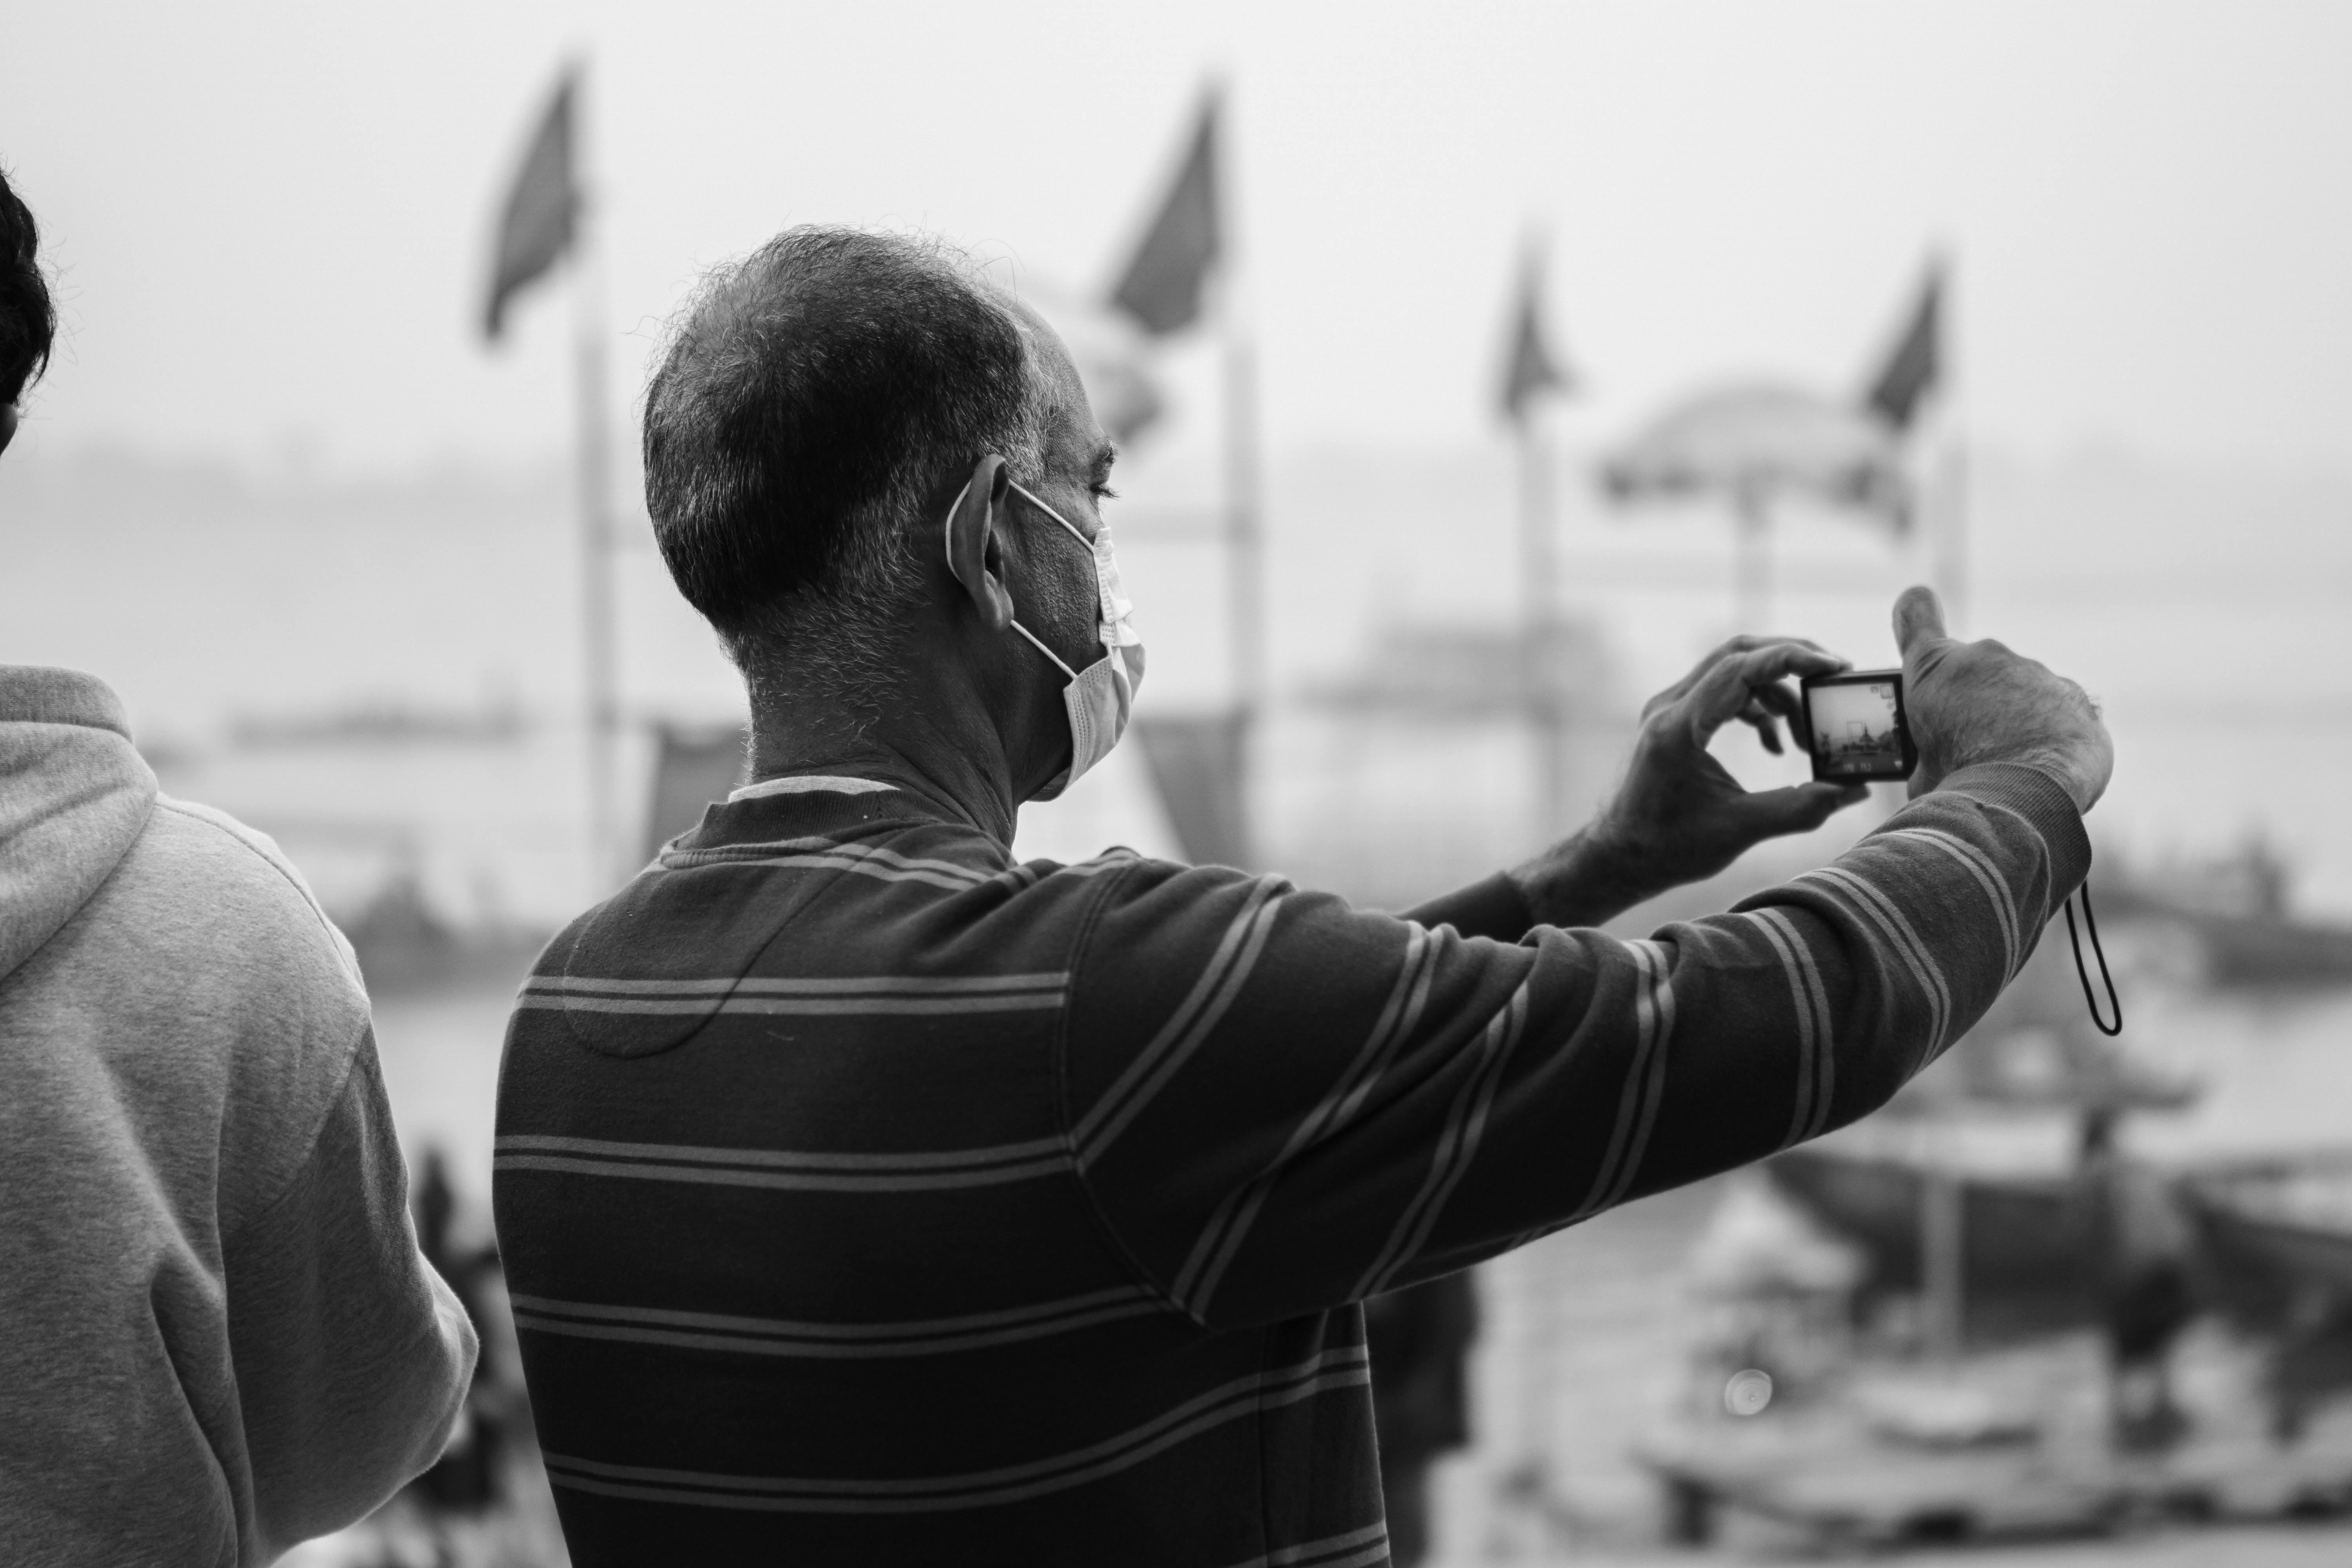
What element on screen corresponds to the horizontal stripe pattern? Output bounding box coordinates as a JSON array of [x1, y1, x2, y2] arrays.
[[1800, 865, 1953, 1058], [1749, 907, 1836, 1149], [1074, 876, 1288, 1167], [661, 834, 998, 890], [1355, 975, 1532, 1298], [1218, 1523, 1392, 1568], [1562, 938, 1677, 1226], [1174, 926, 1439, 1318], [510, 1285, 1163, 1359], [1881, 824, 2024, 980], [493, 1132, 1073, 1193], [539, 1346, 1370, 1515], [515, 970, 1070, 1018], [495, 769, 2074, 1562]]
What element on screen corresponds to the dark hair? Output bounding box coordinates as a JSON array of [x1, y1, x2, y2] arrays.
[[642, 228, 1051, 679], [0, 162, 55, 407]]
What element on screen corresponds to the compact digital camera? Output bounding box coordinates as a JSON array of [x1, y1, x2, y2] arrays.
[[1798, 668, 1917, 783]]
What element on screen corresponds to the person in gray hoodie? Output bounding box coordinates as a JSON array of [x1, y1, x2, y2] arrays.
[[0, 162, 477, 1563]]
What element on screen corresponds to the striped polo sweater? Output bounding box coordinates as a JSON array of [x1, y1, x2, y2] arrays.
[[493, 761, 2088, 1566]]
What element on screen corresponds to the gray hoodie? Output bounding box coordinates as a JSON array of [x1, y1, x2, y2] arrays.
[[0, 668, 477, 1565]]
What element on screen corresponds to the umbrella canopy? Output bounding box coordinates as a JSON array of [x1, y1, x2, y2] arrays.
[[1600, 382, 1911, 530]]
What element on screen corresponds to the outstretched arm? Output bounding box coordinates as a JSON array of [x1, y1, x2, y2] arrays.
[[1405, 585, 2112, 940], [1407, 635, 1866, 940], [1072, 588, 2112, 1326]]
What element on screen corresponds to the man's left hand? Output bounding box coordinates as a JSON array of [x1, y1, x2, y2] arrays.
[[1510, 636, 1869, 928]]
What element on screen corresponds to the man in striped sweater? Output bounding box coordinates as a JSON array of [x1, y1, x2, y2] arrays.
[[493, 227, 2112, 1567]]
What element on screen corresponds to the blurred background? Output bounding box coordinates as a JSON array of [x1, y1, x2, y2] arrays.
[[7, 2, 2352, 1563]]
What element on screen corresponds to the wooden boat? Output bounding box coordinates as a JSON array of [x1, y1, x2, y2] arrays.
[[2100, 864, 2352, 989], [1776, 1137, 2352, 1333], [2181, 912, 2352, 988], [1763, 1123, 2100, 1338], [2187, 1154, 2352, 1308]]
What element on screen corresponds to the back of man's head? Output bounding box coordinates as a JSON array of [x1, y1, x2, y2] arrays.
[[643, 228, 1052, 686], [0, 162, 56, 412]]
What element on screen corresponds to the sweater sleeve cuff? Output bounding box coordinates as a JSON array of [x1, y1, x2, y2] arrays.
[[1930, 762, 2094, 900], [1401, 871, 1536, 943]]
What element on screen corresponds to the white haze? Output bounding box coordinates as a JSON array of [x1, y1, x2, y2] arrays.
[[2, 1, 2350, 473]]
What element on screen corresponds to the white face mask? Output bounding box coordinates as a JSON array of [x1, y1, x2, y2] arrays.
[[942, 477, 1145, 801]]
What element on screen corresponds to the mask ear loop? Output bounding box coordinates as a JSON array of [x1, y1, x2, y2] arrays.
[[942, 477, 975, 571], [2063, 880, 2123, 1037], [1001, 481, 1116, 677], [1009, 621, 1079, 681], [946, 473, 1070, 676]]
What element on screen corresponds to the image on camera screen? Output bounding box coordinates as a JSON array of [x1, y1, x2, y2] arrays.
[[1808, 679, 1905, 777]]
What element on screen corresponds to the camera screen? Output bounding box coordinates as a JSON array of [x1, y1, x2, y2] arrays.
[[1808, 679, 1905, 777]]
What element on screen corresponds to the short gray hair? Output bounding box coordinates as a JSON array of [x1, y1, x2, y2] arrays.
[[642, 227, 1057, 691]]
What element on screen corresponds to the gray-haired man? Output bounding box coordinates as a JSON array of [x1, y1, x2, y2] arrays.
[[495, 226, 2109, 1567]]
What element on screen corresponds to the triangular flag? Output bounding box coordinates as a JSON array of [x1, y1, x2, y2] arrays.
[[1864, 261, 1942, 433], [483, 69, 581, 343], [1498, 245, 1570, 422], [1109, 91, 1221, 338]]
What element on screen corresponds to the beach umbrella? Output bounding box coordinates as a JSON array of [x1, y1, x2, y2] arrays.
[[1599, 381, 1911, 630], [1601, 381, 1910, 516]]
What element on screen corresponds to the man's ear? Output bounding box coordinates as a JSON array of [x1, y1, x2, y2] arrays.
[[944, 454, 1016, 633]]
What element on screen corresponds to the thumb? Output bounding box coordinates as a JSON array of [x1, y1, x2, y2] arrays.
[[1893, 584, 1948, 662], [1739, 781, 1870, 840]]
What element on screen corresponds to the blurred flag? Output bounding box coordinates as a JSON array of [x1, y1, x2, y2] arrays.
[[1864, 261, 1942, 432], [1498, 245, 1570, 423], [483, 69, 580, 342], [1109, 91, 1221, 337]]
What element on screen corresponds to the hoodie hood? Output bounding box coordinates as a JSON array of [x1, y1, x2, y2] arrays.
[[0, 668, 157, 984]]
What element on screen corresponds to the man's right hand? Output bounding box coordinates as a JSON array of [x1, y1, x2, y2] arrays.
[[1896, 586, 2112, 813]]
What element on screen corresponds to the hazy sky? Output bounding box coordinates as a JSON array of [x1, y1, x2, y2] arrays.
[[5, 1, 2350, 474]]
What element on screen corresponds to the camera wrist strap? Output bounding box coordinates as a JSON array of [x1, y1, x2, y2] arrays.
[[2063, 880, 2123, 1036]]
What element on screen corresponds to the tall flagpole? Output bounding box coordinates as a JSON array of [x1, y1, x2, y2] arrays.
[[1933, 272, 1967, 637], [1733, 483, 1772, 634], [1503, 234, 1571, 840], [1495, 241, 1576, 1551], [1934, 436, 1968, 635], [571, 67, 620, 895], [1517, 408, 1561, 837], [1221, 135, 1261, 871], [1920, 265, 1965, 1363]]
